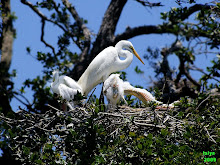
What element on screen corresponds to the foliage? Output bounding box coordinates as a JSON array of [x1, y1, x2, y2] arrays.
[[0, 92, 219, 164]]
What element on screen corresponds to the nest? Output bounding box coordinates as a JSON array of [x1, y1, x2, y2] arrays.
[[45, 104, 194, 138]]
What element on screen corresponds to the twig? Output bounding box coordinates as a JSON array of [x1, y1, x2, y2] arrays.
[[41, 18, 56, 55], [204, 126, 217, 144], [21, 0, 66, 32], [195, 94, 211, 111], [47, 104, 61, 111], [134, 121, 165, 128], [98, 112, 124, 118]]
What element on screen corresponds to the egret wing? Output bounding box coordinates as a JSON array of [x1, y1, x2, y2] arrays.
[[63, 76, 82, 91], [58, 84, 78, 101]]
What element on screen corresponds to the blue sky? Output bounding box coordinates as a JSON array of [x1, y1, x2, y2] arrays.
[[9, 0, 217, 111]]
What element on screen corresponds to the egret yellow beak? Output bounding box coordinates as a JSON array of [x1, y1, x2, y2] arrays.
[[131, 47, 145, 65]]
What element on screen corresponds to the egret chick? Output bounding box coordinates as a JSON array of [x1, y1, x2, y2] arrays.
[[51, 70, 82, 110], [103, 74, 176, 109], [103, 74, 127, 108]]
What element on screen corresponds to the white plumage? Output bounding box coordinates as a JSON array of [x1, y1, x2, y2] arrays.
[[51, 40, 145, 109], [51, 70, 82, 102], [78, 40, 144, 96], [103, 74, 177, 109], [103, 74, 127, 106]]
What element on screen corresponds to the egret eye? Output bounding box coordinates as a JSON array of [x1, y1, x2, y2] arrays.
[[129, 46, 134, 50]]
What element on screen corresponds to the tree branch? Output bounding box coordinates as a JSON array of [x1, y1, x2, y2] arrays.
[[61, 0, 91, 61], [135, 0, 163, 7], [20, 0, 67, 33], [115, 25, 164, 42], [180, 4, 212, 21], [41, 19, 56, 55], [61, 0, 91, 40]]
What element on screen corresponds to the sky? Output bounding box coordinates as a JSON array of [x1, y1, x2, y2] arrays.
[[9, 0, 218, 111]]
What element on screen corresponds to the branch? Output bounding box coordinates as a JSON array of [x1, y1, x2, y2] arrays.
[[21, 0, 86, 54], [61, 0, 91, 40], [180, 4, 212, 21], [204, 125, 217, 144], [135, 0, 163, 7], [41, 19, 56, 55], [189, 65, 220, 83], [61, 0, 91, 59], [184, 67, 201, 89], [20, 0, 67, 33], [115, 25, 163, 42], [115, 23, 211, 43]]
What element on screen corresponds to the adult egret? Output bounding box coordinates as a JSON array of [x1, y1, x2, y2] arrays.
[[103, 74, 177, 109], [51, 70, 82, 110], [78, 40, 145, 96]]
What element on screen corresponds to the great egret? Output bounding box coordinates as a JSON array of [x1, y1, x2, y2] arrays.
[[51, 40, 144, 109], [103, 74, 177, 109], [51, 70, 82, 110], [78, 40, 145, 96]]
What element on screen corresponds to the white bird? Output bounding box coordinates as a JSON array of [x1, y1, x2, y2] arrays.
[[78, 40, 144, 96], [51, 40, 144, 109], [51, 70, 82, 110], [103, 74, 127, 107], [103, 74, 177, 109]]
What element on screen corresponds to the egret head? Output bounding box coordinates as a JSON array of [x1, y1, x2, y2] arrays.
[[52, 70, 59, 82], [116, 40, 145, 65], [129, 46, 145, 65]]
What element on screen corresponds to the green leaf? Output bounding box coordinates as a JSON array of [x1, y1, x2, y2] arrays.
[[137, 144, 143, 150], [129, 132, 136, 137]]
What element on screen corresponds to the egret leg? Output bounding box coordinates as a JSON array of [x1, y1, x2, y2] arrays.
[[61, 103, 67, 111], [66, 101, 74, 110], [99, 83, 105, 111]]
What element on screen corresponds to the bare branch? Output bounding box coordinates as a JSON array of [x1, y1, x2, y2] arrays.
[[115, 25, 163, 42], [204, 125, 217, 144], [189, 65, 220, 83], [41, 19, 56, 55], [135, 0, 163, 7], [20, 0, 67, 33], [92, 0, 128, 54]]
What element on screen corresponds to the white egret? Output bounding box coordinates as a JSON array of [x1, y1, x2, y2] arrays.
[[103, 74, 177, 109], [51, 70, 82, 110], [78, 40, 144, 96], [103, 74, 127, 107], [51, 40, 144, 109]]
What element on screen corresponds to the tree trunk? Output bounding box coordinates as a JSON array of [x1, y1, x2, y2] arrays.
[[70, 0, 127, 80], [1, 0, 14, 71], [0, 0, 14, 114]]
